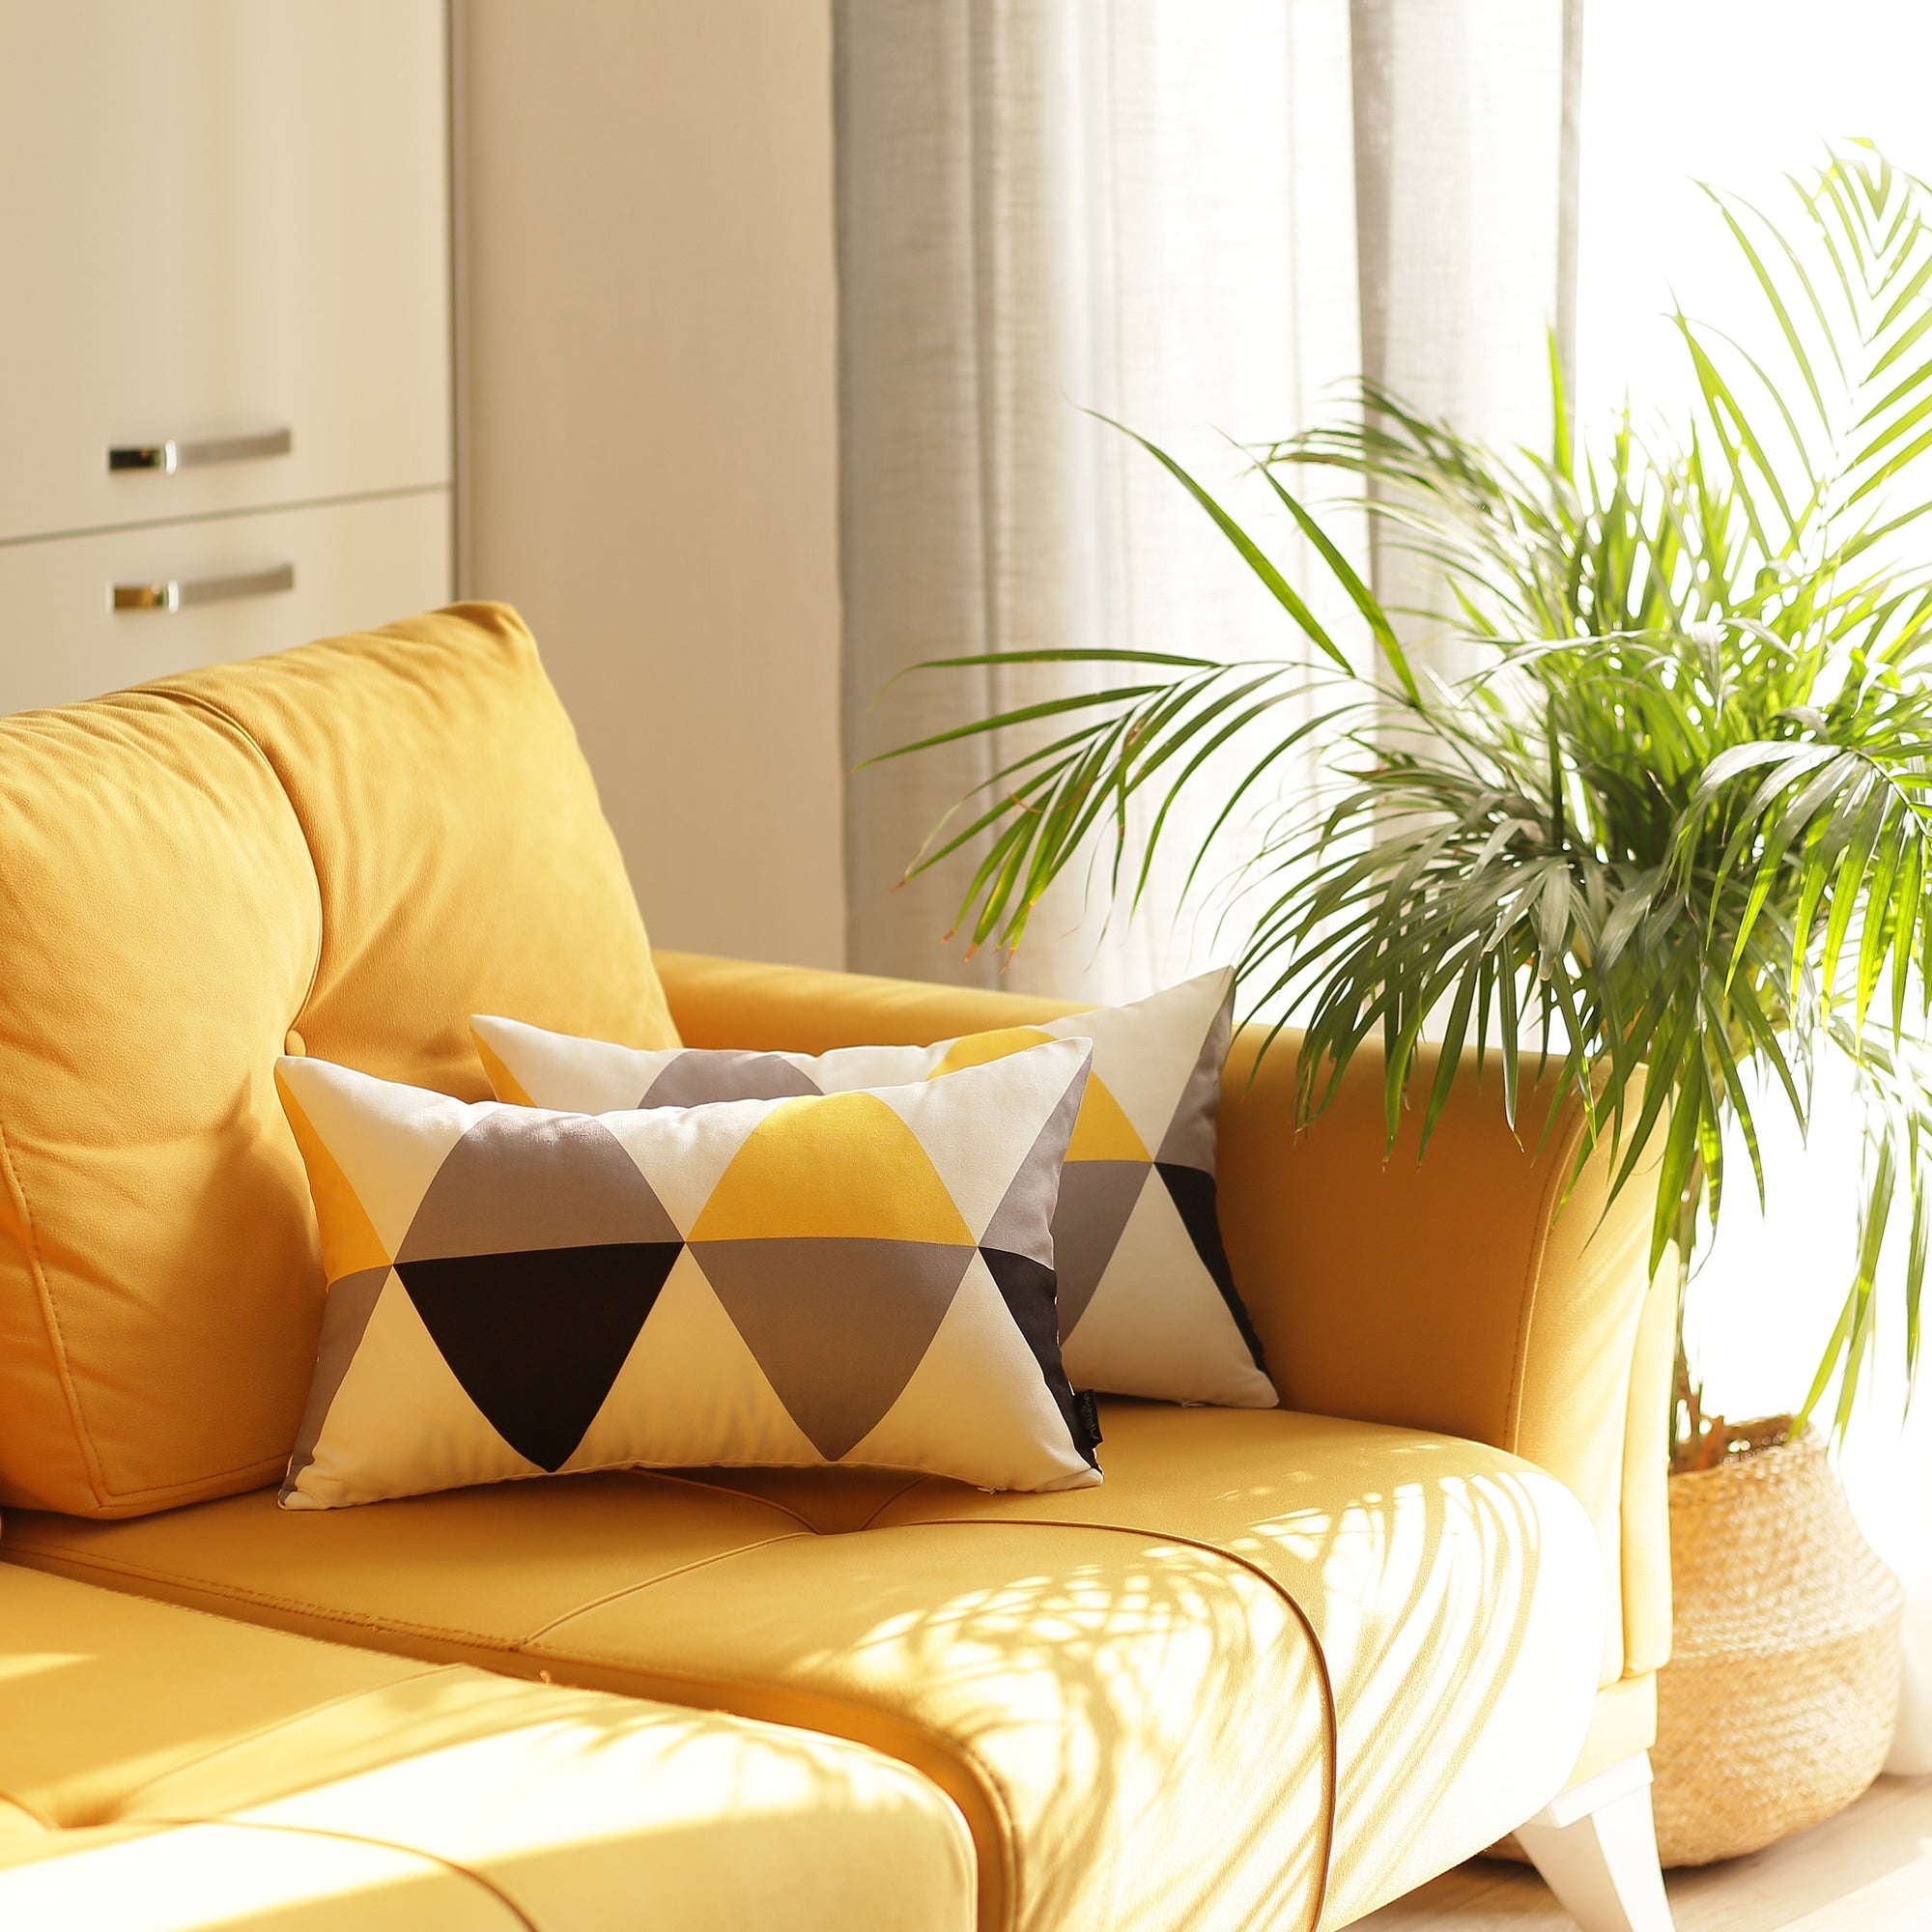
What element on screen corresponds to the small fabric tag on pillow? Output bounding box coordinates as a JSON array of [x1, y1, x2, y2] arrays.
[[275, 1037, 1101, 1508], [1076, 1388, 1104, 1446], [474, 968, 1276, 1409]]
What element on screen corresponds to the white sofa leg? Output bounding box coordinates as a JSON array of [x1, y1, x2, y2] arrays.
[[1513, 1752, 1675, 1932]]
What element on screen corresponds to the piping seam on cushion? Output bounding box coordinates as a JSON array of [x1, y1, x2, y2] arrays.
[[121, 1815, 540, 1932], [0, 1106, 104, 1507], [856, 1474, 930, 1532], [1502, 1094, 1595, 1455], [71, 1457, 301, 1516], [519, 1531, 815, 1643], [573, 1466, 831, 1538], [1504, 1090, 1651, 1686], [507, 1641, 1021, 1932], [0, 1527, 813, 1657], [0, 1547, 523, 1655], [102, 1664, 461, 1825], [1593, 1211, 1654, 1686]]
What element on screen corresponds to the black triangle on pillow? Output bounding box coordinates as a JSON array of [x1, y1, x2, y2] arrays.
[[397, 1242, 683, 1471], [979, 1247, 1097, 1466], [1154, 1164, 1270, 1375]]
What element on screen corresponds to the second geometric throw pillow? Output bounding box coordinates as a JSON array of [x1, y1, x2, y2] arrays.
[[275, 1038, 1101, 1508], [474, 968, 1276, 1409]]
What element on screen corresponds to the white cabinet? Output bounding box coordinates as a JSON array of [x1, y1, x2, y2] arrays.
[[0, 495, 452, 716], [0, 0, 452, 711]]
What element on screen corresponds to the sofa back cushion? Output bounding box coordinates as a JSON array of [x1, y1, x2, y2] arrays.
[[0, 604, 677, 1517]]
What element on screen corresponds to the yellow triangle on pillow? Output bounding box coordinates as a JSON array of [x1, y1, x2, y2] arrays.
[[275, 1067, 391, 1281], [1065, 1073, 1150, 1163], [692, 1092, 972, 1246], [923, 1026, 1056, 1078], [472, 1029, 537, 1107]]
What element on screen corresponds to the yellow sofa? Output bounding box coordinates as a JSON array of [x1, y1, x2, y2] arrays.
[[0, 607, 1673, 1932]]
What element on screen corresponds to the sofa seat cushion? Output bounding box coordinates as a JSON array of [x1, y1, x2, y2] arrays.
[[1, 1406, 1604, 1932], [0, 1565, 972, 1932]]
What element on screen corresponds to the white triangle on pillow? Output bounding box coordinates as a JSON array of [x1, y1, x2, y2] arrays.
[[1043, 968, 1231, 1151], [278, 1057, 472, 1259], [569, 1248, 820, 1472], [1060, 1174, 1275, 1408], [605, 1099, 769, 1237], [855, 1251, 1100, 1492], [284, 1273, 537, 1509]]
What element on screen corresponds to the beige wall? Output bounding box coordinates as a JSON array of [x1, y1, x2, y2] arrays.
[[458, 0, 844, 968]]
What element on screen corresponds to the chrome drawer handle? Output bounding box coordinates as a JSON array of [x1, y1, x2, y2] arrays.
[[108, 428, 293, 473], [112, 563, 296, 613]]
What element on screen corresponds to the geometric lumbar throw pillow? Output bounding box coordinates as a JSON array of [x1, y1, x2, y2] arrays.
[[274, 1037, 1101, 1507], [473, 968, 1275, 1410]]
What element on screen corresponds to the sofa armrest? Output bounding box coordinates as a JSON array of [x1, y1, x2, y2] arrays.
[[652, 950, 1671, 1689], [654, 950, 1093, 1050], [1218, 1026, 1671, 1688]]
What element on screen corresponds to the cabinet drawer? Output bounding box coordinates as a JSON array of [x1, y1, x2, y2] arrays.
[[0, 0, 450, 543], [0, 490, 452, 716]]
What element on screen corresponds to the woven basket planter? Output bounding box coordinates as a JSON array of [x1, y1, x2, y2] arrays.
[[1650, 1422, 1905, 1866]]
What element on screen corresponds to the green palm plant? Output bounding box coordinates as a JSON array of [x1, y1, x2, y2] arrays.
[[872, 145, 1932, 1462]]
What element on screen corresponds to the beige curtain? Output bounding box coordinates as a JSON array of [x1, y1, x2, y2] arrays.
[[836, 0, 1580, 998]]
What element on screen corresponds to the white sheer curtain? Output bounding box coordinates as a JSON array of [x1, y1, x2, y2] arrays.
[[835, 0, 1576, 1000]]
